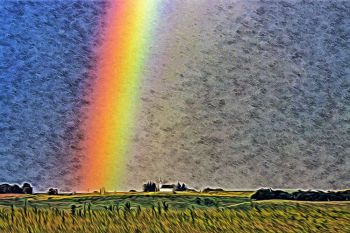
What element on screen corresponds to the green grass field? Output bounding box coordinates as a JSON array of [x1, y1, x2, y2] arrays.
[[0, 192, 349, 232], [0, 191, 253, 210]]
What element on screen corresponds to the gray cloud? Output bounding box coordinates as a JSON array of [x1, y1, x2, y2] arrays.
[[125, 0, 350, 190]]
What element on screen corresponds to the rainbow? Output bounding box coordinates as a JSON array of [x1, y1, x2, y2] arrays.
[[79, 1, 160, 191]]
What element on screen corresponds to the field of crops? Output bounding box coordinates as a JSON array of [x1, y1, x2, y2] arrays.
[[0, 191, 252, 210], [0, 193, 349, 232]]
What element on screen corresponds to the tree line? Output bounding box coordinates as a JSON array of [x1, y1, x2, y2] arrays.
[[0, 183, 33, 194], [251, 188, 350, 201]]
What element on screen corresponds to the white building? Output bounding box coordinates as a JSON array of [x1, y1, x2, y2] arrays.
[[159, 184, 175, 192]]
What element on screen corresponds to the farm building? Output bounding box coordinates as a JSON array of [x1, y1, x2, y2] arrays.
[[159, 184, 175, 192]]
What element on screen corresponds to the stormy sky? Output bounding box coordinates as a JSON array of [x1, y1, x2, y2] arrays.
[[0, 0, 349, 191]]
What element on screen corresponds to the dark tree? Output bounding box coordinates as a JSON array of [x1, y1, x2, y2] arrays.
[[175, 182, 188, 191], [11, 185, 23, 194], [176, 182, 182, 191], [143, 182, 149, 192], [143, 181, 157, 192], [0, 184, 12, 194], [22, 183, 33, 194], [151, 182, 157, 192], [48, 188, 59, 195]]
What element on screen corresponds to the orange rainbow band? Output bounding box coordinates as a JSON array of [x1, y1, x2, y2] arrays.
[[79, 0, 160, 191]]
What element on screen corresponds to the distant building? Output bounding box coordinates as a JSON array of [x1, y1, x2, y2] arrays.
[[159, 184, 175, 192]]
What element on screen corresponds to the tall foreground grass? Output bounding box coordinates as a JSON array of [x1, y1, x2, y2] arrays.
[[0, 201, 349, 233]]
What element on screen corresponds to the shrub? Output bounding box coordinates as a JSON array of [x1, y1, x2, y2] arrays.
[[202, 188, 224, 193], [47, 188, 58, 195]]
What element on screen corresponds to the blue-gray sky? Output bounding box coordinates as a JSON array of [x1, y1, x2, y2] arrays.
[[0, 1, 106, 191], [0, 0, 349, 191]]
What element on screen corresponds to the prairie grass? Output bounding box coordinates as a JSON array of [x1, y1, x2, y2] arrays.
[[0, 192, 251, 210], [0, 200, 348, 233]]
